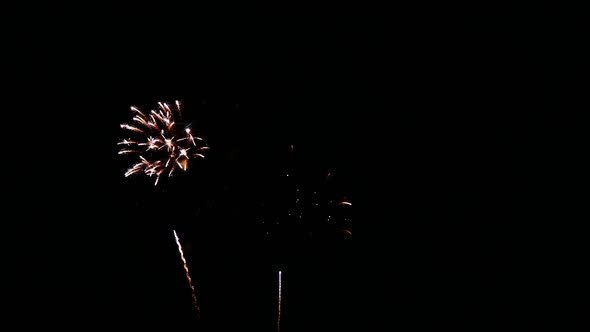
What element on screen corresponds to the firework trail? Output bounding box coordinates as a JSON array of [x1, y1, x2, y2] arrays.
[[277, 270, 282, 332], [118, 100, 209, 186], [173, 229, 200, 319]]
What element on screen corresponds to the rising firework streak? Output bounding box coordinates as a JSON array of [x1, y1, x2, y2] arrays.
[[173, 229, 200, 319]]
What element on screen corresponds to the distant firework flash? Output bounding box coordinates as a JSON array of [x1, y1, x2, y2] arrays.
[[118, 100, 209, 186], [173, 229, 200, 319], [277, 270, 282, 332]]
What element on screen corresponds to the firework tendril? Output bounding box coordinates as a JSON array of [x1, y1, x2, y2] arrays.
[[118, 100, 209, 185]]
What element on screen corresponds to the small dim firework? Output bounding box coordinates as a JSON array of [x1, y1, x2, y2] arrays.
[[118, 100, 209, 185], [259, 145, 352, 238], [337, 199, 352, 236]]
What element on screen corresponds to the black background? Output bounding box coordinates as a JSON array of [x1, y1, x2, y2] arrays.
[[7, 6, 584, 331]]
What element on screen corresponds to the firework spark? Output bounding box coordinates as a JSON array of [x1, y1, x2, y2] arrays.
[[173, 229, 200, 319], [118, 100, 209, 185], [277, 270, 282, 332]]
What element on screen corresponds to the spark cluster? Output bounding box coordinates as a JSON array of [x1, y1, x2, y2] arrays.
[[118, 100, 209, 185]]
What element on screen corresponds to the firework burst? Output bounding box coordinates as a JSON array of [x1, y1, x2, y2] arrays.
[[118, 100, 209, 185]]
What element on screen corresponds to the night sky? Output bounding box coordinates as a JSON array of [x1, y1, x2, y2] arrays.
[[8, 7, 583, 331]]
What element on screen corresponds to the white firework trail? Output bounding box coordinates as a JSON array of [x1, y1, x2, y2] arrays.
[[277, 270, 282, 332]]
